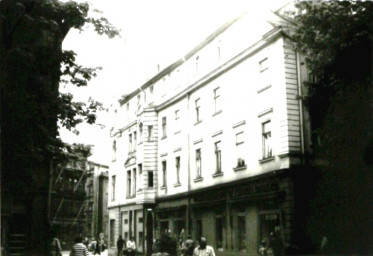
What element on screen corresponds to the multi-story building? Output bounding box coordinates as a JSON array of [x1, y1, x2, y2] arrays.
[[108, 3, 311, 256], [86, 161, 109, 240]]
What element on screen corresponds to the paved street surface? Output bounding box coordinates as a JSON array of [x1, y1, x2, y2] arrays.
[[61, 249, 114, 256]]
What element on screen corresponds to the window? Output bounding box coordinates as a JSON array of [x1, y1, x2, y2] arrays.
[[111, 175, 116, 201], [215, 141, 222, 174], [175, 110, 180, 133], [217, 40, 221, 59], [236, 132, 245, 168], [214, 87, 221, 113], [175, 156, 180, 184], [162, 161, 167, 187], [150, 85, 154, 94], [196, 149, 202, 178], [162, 117, 167, 138], [139, 123, 143, 143], [237, 214, 247, 252], [148, 125, 153, 141], [133, 132, 137, 151], [262, 121, 272, 159], [215, 216, 223, 250], [127, 170, 131, 197], [259, 57, 268, 72], [175, 110, 179, 120], [137, 94, 141, 109], [112, 140, 117, 162], [129, 134, 132, 152], [138, 164, 142, 191], [126, 103, 129, 111], [195, 99, 201, 123], [148, 171, 154, 188], [132, 168, 136, 196]]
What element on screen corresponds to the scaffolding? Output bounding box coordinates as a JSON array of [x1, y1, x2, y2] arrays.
[[49, 158, 93, 248]]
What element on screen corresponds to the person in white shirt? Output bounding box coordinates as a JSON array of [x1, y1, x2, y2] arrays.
[[193, 237, 215, 256], [126, 237, 136, 256]]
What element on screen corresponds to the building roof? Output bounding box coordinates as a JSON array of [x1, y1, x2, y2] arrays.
[[118, 12, 246, 105]]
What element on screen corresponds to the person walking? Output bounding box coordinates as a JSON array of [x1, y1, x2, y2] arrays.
[[52, 234, 62, 256], [185, 235, 195, 256], [93, 236, 102, 255], [69, 237, 89, 256], [126, 236, 136, 256], [117, 235, 125, 256], [193, 237, 215, 256], [269, 232, 283, 256]]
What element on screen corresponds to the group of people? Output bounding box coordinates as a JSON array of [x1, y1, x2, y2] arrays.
[[51, 234, 107, 256], [116, 236, 136, 256], [151, 233, 215, 256]]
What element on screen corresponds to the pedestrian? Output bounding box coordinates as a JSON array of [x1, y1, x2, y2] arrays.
[[117, 235, 125, 256], [93, 236, 102, 255], [320, 236, 328, 255], [269, 232, 283, 256], [185, 235, 195, 256], [83, 237, 89, 248], [259, 239, 268, 256], [69, 237, 89, 256], [52, 233, 62, 256], [193, 237, 215, 256], [126, 236, 136, 256]]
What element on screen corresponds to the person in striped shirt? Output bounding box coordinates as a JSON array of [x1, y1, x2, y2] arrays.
[[70, 237, 90, 256]]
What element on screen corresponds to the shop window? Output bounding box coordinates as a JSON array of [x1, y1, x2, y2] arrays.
[[259, 212, 280, 248], [215, 216, 224, 250], [195, 219, 203, 242], [237, 214, 247, 252], [262, 121, 272, 159], [160, 221, 169, 236]]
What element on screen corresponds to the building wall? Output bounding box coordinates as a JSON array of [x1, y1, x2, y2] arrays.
[[108, 6, 309, 255]]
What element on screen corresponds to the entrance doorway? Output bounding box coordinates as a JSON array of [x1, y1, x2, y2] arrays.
[[146, 212, 153, 256]]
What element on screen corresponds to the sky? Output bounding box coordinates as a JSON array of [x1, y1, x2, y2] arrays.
[[59, 0, 287, 164]]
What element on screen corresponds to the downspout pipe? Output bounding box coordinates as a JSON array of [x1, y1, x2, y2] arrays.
[[296, 52, 305, 162]]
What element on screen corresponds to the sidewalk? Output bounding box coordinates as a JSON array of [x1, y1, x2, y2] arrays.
[[61, 249, 111, 256]]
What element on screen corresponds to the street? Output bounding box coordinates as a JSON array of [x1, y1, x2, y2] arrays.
[[61, 249, 114, 256]]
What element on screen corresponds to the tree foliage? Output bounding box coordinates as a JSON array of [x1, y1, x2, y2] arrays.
[[1, 0, 119, 163], [289, 2, 373, 253]]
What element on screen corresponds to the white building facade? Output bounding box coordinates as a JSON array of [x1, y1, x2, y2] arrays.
[[108, 5, 311, 256]]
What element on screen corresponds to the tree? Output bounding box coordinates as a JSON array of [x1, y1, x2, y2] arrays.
[[289, 2, 373, 254], [0, 0, 119, 254]]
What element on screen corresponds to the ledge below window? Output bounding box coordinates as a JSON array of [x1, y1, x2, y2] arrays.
[[173, 183, 181, 187], [233, 165, 247, 172], [259, 156, 275, 164], [193, 177, 203, 183], [160, 185, 167, 190], [174, 130, 181, 135], [212, 110, 222, 117], [212, 172, 223, 178], [161, 136, 167, 140], [194, 120, 202, 126]]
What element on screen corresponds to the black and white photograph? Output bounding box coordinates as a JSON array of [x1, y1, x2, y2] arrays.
[[1, 0, 373, 255]]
